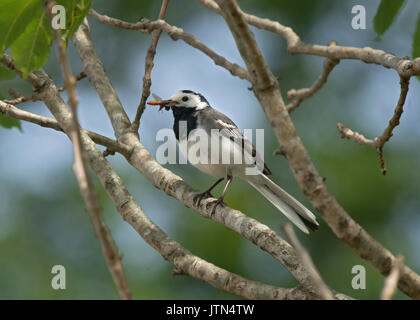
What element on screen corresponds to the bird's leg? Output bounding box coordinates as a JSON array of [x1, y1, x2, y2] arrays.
[[194, 177, 224, 206], [211, 174, 233, 215]]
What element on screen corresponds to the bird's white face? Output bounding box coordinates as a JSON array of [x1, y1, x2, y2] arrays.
[[169, 90, 209, 110], [147, 90, 209, 110]]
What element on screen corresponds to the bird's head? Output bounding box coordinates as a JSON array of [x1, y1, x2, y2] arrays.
[[147, 90, 209, 111]]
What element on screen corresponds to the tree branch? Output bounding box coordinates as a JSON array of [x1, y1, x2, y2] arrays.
[[381, 254, 405, 300], [4, 89, 41, 105], [0, 99, 129, 155], [282, 223, 333, 300], [337, 76, 410, 175], [198, 0, 420, 78], [131, 0, 170, 132], [72, 22, 132, 140], [213, 0, 420, 299], [46, 1, 132, 300], [88, 9, 251, 81], [3, 72, 86, 105], [286, 41, 339, 112]]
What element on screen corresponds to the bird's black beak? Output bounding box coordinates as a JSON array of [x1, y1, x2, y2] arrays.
[[147, 99, 175, 111]]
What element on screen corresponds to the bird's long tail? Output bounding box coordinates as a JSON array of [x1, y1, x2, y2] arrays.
[[244, 174, 319, 234]]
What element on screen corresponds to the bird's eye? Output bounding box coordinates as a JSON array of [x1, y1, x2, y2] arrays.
[[182, 96, 189, 102]]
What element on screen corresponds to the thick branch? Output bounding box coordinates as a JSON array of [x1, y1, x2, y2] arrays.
[[88, 9, 250, 81], [72, 23, 131, 139], [213, 0, 420, 299], [131, 0, 170, 132]]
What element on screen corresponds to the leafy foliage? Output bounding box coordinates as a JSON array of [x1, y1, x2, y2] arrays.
[[0, 64, 16, 80], [373, 0, 405, 36], [0, 0, 42, 54], [11, 10, 53, 78], [0, 0, 92, 78], [0, 93, 21, 130], [0, 113, 22, 131], [62, 0, 93, 41]]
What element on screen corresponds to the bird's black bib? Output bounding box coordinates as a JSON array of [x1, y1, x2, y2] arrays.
[[172, 107, 198, 141]]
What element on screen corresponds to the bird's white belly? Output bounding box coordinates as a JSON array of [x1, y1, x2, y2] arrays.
[[177, 132, 254, 178]]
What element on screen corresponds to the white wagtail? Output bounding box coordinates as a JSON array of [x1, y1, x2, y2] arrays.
[[148, 90, 319, 233]]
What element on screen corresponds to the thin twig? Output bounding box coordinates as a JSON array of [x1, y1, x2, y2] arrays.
[[0, 100, 130, 155], [45, 2, 131, 300], [375, 77, 410, 146], [286, 41, 339, 112], [88, 9, 250, 81], [131, 0, 170, 132], [381, 255, 405, 300], [4, 89, 41, 105], [57, 71, 86, 92], [0, 56, 40, 89], [4, 72, 86, 105], [198, 0, 420, 78], [337, 76, 410, 174], [282, 223, 334, 300]]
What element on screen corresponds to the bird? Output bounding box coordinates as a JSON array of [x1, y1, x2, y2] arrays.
[[147, 90, 319, 233]]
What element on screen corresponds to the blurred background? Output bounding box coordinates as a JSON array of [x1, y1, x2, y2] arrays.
[[0, 0, 419, 299]]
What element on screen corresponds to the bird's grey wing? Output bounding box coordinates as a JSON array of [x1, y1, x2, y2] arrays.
[[205, 108, 272, 175]]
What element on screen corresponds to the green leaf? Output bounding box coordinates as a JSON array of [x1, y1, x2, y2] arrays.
[[0, 0, 92, 78], [0, 0, 43, 55], [62, 0, 93, 40], [373, 0, 406, 36], [0, 64, 15, 80], [413, 13, 420, 82], [55, 0, 76, 41], [11, 11, 53, 78], [0, 114, 22, 131]]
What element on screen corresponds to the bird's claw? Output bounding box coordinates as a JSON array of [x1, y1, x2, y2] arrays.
[[211, 197, 226, 215], [194, 190, 213, 207]]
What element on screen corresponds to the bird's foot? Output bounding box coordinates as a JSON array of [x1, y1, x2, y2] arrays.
[[211, 197, 226, 215], [193, 190, 213, 207]]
